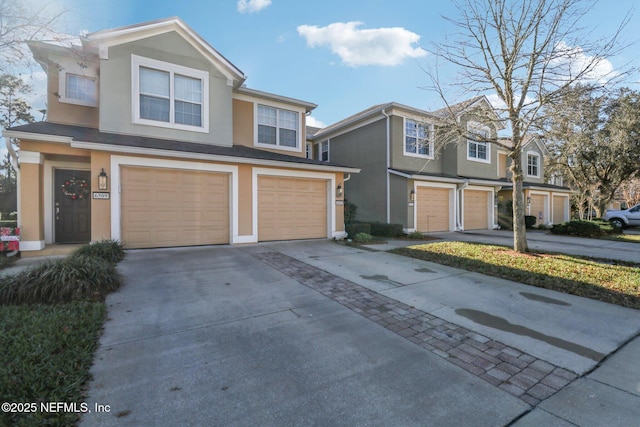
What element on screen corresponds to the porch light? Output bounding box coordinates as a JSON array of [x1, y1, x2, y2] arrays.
[[527, 196, 531, 206], [98, 168, 108, 190], [336, 184, 343, 198], [410, 190, 416, 202]]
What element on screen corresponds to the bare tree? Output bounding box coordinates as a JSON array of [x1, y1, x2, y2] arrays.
[[427, 0, 630, 252], [0, 0, 68, 71]]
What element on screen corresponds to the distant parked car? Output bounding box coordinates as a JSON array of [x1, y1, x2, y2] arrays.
[[602, 204, 640, 229]]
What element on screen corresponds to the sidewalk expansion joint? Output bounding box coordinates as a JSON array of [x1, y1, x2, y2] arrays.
[[254, 250, 579, 407]]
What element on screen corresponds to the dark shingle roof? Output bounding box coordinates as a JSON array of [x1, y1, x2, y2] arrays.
[[8, 122, 355, 169]]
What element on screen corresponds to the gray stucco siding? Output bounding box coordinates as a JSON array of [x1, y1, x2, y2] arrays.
[[389, 115, 443, 174], [389, 173, 410, 228], [522, 142, 545, 184], [329, 119, 388, 223], [98, 32, 233, 146]]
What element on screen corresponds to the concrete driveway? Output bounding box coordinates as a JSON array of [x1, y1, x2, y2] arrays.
[[80, 240, 640, 426]]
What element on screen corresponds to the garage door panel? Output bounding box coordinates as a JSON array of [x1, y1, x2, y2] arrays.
[[530, 194, 545, 224], [121, 166, 229, 249], [416, 187, 450, 232], [553, 196, 565, 224], [464, 190, 489, 230], [258, 176, 327, 241]]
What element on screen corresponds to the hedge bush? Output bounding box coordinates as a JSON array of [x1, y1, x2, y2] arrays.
[[370, 222, 404, 237], [550, 220, 622, 238], [0, 255, 122, 305], [353, 232, 373, 243], [0, 241, 125, 306], [346, 222, 371, 237], [72, 239, 126, 264]]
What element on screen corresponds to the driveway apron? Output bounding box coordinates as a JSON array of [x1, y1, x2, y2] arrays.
[[80, 244, 527, 427]]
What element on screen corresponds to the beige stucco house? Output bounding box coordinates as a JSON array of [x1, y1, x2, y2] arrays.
[[308, 97, 571, 233], [5, 17, 358, 251]]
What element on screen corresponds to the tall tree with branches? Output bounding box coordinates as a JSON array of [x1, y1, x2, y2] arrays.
[[544, 85, 640, 218], [0, 74, 34, 217], [428, 0, 629, 252]]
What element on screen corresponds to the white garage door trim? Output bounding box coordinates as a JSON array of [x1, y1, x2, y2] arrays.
[[462, 186, 494, 231], [528, 190, 549, 225], [111, 155, 239, 243], [412, 182, 456, 232], [552, 193, 570, 224], [252, 167, 337, 242]]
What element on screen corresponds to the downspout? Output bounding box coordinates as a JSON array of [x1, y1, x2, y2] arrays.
[[382, 108, 390, 223], [456, 180, 469, 231], [5, 136, 20, 227]]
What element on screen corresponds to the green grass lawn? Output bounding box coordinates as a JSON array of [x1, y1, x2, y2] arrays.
[[606, 233, 640, 243], [0, 302, 106, 427], [393, 242, 640, 309]]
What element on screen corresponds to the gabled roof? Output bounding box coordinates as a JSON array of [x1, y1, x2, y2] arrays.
[[4, 122, 359, 173], [433, 95, 505, 129], [81, 17, 246, 88], [312, 102, 440, 141], [234, 86, 317, 112]]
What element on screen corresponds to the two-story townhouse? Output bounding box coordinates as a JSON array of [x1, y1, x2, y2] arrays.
[[496, 135, 572, 227], [309, 97, 570, 233], [4, 17, 358, 251]]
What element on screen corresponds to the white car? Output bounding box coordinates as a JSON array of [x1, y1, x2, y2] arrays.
[[602, 204, 640, 228]]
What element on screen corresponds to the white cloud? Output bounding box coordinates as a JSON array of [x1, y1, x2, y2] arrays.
[[237, 0, 271, 14], [486, 93, 535, 111], [306, 116, 325, 128], [551, 41, 617, 85], [297, 21, 426, 67]]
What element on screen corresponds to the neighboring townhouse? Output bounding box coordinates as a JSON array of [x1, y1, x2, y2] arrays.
[[496, 135, 572, 227], [4, 17, 358, 251], [309, 97, 571, 233]]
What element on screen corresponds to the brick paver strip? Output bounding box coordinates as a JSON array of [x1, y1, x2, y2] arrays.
[[254, 251, 579, 406]]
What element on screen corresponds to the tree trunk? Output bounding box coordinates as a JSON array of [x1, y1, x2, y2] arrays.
[[510, 136, 528, 253]]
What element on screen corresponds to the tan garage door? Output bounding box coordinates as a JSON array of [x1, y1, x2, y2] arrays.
[[464, 190, 489, 230], [121, 166, 229, 249], [416, 187, 450, 232], [530, 194, 546, 225], [258, 176, 327, 241], [553, 196, 566, 224]]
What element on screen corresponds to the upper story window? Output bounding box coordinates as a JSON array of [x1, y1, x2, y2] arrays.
[[132, 55, 209, 133], [306, 143, 312, 159], [63, 74, 97, 106], [527, 152, 540, 177], [404, 119, 434, 158], [256, 104, 299, 150], [319, 141, 329, 161], [467, 123, 491, 163]]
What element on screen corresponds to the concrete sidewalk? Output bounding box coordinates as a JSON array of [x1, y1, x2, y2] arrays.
[[275, 240, 640, 425]]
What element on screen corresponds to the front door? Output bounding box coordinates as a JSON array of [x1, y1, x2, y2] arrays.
[[55, 169, 91, 243]]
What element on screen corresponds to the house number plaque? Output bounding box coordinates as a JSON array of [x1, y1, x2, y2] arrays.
[[92, 192, 110, 200]]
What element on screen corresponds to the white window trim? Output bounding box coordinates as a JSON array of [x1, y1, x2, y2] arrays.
[[131, 54, 209, 133], [403, 117, 434, 159], [466, 122, 491, 164], [59, 71, 98, 107], [319, 140, 330, 162], [527, 151, 541, 178], [305, 143, 312, 159], [254, 103, 303, 153]]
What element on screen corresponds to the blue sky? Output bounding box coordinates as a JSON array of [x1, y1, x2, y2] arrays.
[[26, 0, 640, 128]]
